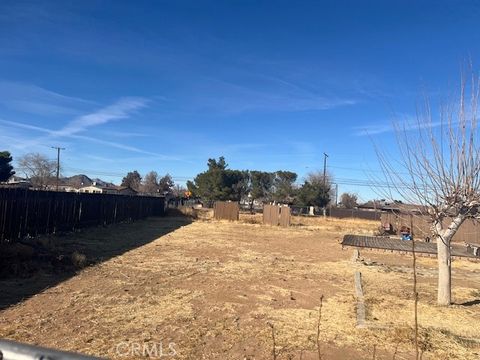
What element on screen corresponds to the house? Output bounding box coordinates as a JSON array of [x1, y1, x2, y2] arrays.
[[57, 185, 79, 192], [78, 185, 105, 194], [116, 186, 137, 195], [78, 182, 137, 195], [357, 199, 388, 211], [1, 175, 31, 188]]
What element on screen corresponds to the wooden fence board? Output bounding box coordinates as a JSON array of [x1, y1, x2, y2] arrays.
[[263, 205, 291, 227], [0, 188, 165, 243], [279, 206, 291, 227], [214, 201, 239, 221]]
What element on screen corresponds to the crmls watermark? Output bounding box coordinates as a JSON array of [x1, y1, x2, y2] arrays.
[[115, 341, 177, 358]]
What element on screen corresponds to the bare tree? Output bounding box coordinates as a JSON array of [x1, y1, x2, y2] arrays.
[[18, 152, 57, 189], [172, 184, 187, 197], [121, 170, 142, 191], [340, 192, 358, 209], [143, 171, 159, 194], [376, 73, 480, 305]]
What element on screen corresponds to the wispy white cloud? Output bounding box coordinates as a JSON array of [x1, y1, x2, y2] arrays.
[[70, 134, 178, 160], [0, 118, 179, 160], [105, 130, 152, 138], [353, 123, 394, 136], [0, 119, 50, 133], [353, 117, 443, 136], [0, 96, 148, 138], [0, 95, 181, 161], [189, 76, 358, 114], [0, 81, 95, 116], [54, 97, 148, 136]]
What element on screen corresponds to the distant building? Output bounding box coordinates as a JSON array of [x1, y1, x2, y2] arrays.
[[79, 184, 111, 194], [78, 183, 137, 195], [116, 186, 138, 195], [357, 199, 387, 211], [1, 175, 31, 188], [57, 185, 79, 192]]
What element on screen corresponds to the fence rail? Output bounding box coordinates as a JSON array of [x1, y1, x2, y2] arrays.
[[0, 188, 165, 243]]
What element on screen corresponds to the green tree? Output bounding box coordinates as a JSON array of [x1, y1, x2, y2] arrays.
[[121, 170, 142, 191], [272, 171, 297, 203], [159, 174, 175, 195], [0, 151, 14, 182], [207, 156, 228, 170], [296, 172, 331, 207], [186, 180, 197, 196], [189, 157, 248, 204]]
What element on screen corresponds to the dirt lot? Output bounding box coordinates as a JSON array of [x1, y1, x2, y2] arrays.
[[0, 212, 479, 359]]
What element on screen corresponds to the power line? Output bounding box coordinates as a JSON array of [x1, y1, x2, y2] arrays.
[[14, 164, 415, 190], [16, 166, 412, 188], [328, 164, 410, 176], [328, 165, 384, 173]]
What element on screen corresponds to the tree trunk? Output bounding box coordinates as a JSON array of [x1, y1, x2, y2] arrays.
[[435, 214, 465, 306], [436, 234, 452, 306]]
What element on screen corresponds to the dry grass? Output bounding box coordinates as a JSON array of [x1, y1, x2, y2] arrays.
[[0, 214, 478, 359]]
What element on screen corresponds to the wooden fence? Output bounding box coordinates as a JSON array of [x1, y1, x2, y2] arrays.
[[263, 205, 291, 227], [381, 211, 480, 244], [291, 206, 382, 220], [213, 201, 239, 221], [328, 208, 382, 221], [0, 188, 165, 243]]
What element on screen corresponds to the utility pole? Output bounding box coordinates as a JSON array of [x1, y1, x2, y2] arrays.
[[323, 152, 329, 186], [51, 146, 65, 191], [335, 183, 338, 206], [323, 152, 329, 217]]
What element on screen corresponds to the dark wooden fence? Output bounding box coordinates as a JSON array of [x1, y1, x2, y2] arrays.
[[263, 205, 291, 227], [214, 201, 239, 221], [0, 188, 165, 243], [328, 208, 382, 221]]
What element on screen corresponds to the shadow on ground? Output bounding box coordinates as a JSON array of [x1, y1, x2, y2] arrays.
[[0, 213, 192, 310], [457, 299, 480, 306]]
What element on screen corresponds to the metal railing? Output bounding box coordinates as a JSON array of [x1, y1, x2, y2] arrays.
[[0, 339, 103, 360]]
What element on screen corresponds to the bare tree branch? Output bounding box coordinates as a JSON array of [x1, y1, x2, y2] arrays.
[[374, 72, 480, 305]]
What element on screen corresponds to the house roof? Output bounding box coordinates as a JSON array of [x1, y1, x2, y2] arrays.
[[7, 175, 29, 183], [382, 203, 427, 214], [358, 200, 427, 214]]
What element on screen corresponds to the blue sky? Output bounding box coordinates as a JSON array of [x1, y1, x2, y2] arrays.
[[1, 0, 480, 201]]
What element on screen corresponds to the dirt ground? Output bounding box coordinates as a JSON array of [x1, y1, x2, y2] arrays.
[[0, 212, 479, 359]]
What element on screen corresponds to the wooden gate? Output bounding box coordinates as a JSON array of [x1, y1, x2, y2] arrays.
[[214, 201, 239, 221], [263, 205, 291, 227]]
